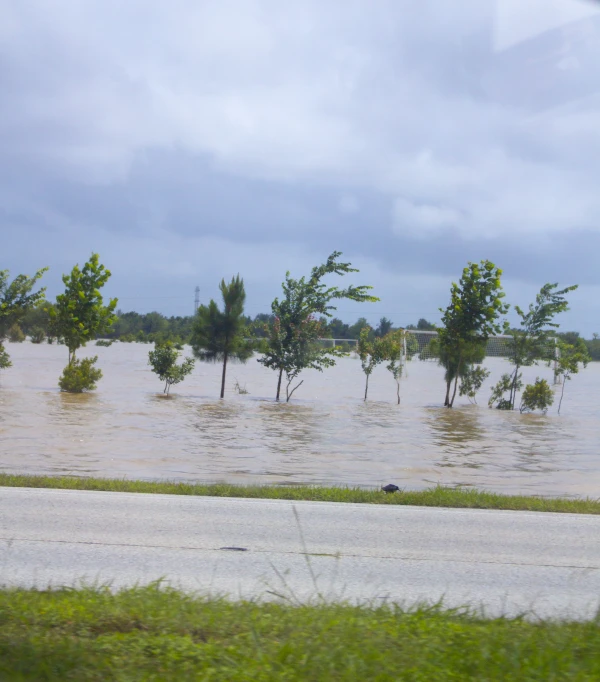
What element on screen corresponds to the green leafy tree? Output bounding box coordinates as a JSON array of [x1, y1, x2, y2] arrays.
[[374, 317, 393, 338], [585, 333, 600, 361], [489, 373, 522, 411], [417, 318, 436, 331], [58, 356, 103, 393], [382, 329, 414, 404], [50, 254, 118, 392], [20, 299, 54, 336], [459, 366, 490, 404], [0, 267, 47, 370], [30, 327, 46, 344], [148, 342, 195, 396], [348, 317, 372, 340], [554, 339, 590, 414], [358, 326, 388, 401], [259, 252, 378, 401], [489, 283, 577, 411], [268, 312, 340, 402], [439, 261, 508, 408], [191, 275, 252, 399], [8, 324, 25, 342], [0, 268, 48, 338], [0, 345, 11, 373], [519, 378, 554, 414], [327, 317, 351, 339]]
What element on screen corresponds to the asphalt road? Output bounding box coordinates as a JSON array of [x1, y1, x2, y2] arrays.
[[2, 487, 600, 619]]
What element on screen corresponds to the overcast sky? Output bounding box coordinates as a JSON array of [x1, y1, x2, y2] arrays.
[[2, 0, 600, 334]]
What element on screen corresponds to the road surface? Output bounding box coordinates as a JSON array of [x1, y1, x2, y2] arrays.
[[2, 487, 599, 619]]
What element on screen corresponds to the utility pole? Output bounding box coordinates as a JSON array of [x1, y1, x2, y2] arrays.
[[194, 286, 200, 315]]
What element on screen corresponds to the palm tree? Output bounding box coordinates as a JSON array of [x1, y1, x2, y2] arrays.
[[191, 275, 253, 399]]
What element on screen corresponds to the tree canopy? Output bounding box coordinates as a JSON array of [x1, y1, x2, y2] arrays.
[[259, 252, 379, 401], [191, 275, 252, 399], [438, 261, 508, 407]]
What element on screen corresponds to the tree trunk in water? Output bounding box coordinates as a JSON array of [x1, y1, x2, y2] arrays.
[[444, 378, 451, 407], [509, 367, 519, 409], [448, 358, 463, 408], [558, 377, 567, 415], [449, 374, 459, 407], [364, 374, 369, 401], [220, 352, 228, 399], [396, 381, 400, 405], [275, 368, 283, 401]]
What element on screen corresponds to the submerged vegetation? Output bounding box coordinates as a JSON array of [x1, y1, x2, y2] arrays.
[[50, 253, 118, 393], [257, 251, 378, 401], [0, 253, 593, 411], [148, 341, 195, 395]]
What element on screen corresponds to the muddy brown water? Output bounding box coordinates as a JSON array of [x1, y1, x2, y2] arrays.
[[1, 342, 599, 496]]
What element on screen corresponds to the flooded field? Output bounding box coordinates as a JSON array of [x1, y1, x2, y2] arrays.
[[1, 342, 599, 496]]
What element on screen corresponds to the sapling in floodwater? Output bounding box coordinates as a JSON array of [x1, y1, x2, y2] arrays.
[[358, 326, 387, 401], [383, 329, 414, 405], [489, 282, 577, 411], [191, 275, 252, 399], [50, 253, 118, 392], [148, 342, 195, 396], [459, 366, 490, 405], [259, 251, 378, 402], [0, 267, 47, 372], [554, 339, 590, 414], [519, 378, 554, 414], [438, 261, 509, 408]]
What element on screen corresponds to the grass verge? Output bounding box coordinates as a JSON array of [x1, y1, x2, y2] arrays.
[[1, 584, 599, 680], [1, 472, 600, 514]]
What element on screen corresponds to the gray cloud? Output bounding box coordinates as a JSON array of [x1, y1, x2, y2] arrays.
[[2, 0, 600, 335]]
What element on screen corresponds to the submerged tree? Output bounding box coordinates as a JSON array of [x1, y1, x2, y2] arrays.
[[438, 261, 508, 408], [489, 283, 577, 411], [50, 253, 118, 392], [148, 342, 195, 396], [0, 344, 10, 373], [58, 356, 103, 393], [458, 366, 490, 405], [191, 275, 253, 399], [259, 252, 378, 401], [519, 378, 554, 414], [0, 267, 47, 372], [383, 330, 414, 405], [357, 326, 388, 401], [554, 338, 590, 415]]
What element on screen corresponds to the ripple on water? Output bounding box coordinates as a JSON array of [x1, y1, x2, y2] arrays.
[[0, 343, 599, 496]]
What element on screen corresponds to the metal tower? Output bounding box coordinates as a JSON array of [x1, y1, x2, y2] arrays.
[[194, 286, 200, 314]]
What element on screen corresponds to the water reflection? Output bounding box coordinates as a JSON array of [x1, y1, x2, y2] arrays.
[[46, 391, 102, 426], [426, 406, 486, 470], [258, 401, 324, 454]]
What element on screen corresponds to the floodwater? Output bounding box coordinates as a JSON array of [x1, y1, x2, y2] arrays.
[[1, 342, 599, 497]]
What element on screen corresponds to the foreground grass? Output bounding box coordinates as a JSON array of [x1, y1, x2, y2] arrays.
[[1, 585, 599, 681], [2, 472, 600, 514]]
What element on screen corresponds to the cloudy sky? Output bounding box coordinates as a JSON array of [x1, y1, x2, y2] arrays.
[[2, 0, 600, 334]]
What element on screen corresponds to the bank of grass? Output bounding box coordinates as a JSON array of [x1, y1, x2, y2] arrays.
[[2, 472, 600, 514], [1, 584, 599, 681]]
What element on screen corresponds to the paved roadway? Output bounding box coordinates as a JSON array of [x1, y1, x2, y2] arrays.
[[1, 487, 600, 619]]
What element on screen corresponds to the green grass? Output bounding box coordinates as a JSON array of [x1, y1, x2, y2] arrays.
[[2, 472, 600, 514], [1, 584, 599, 680]]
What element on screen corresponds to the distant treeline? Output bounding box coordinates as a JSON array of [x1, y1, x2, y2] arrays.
[[18, 305, 435, 344], [16, 303, 600, 360]]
